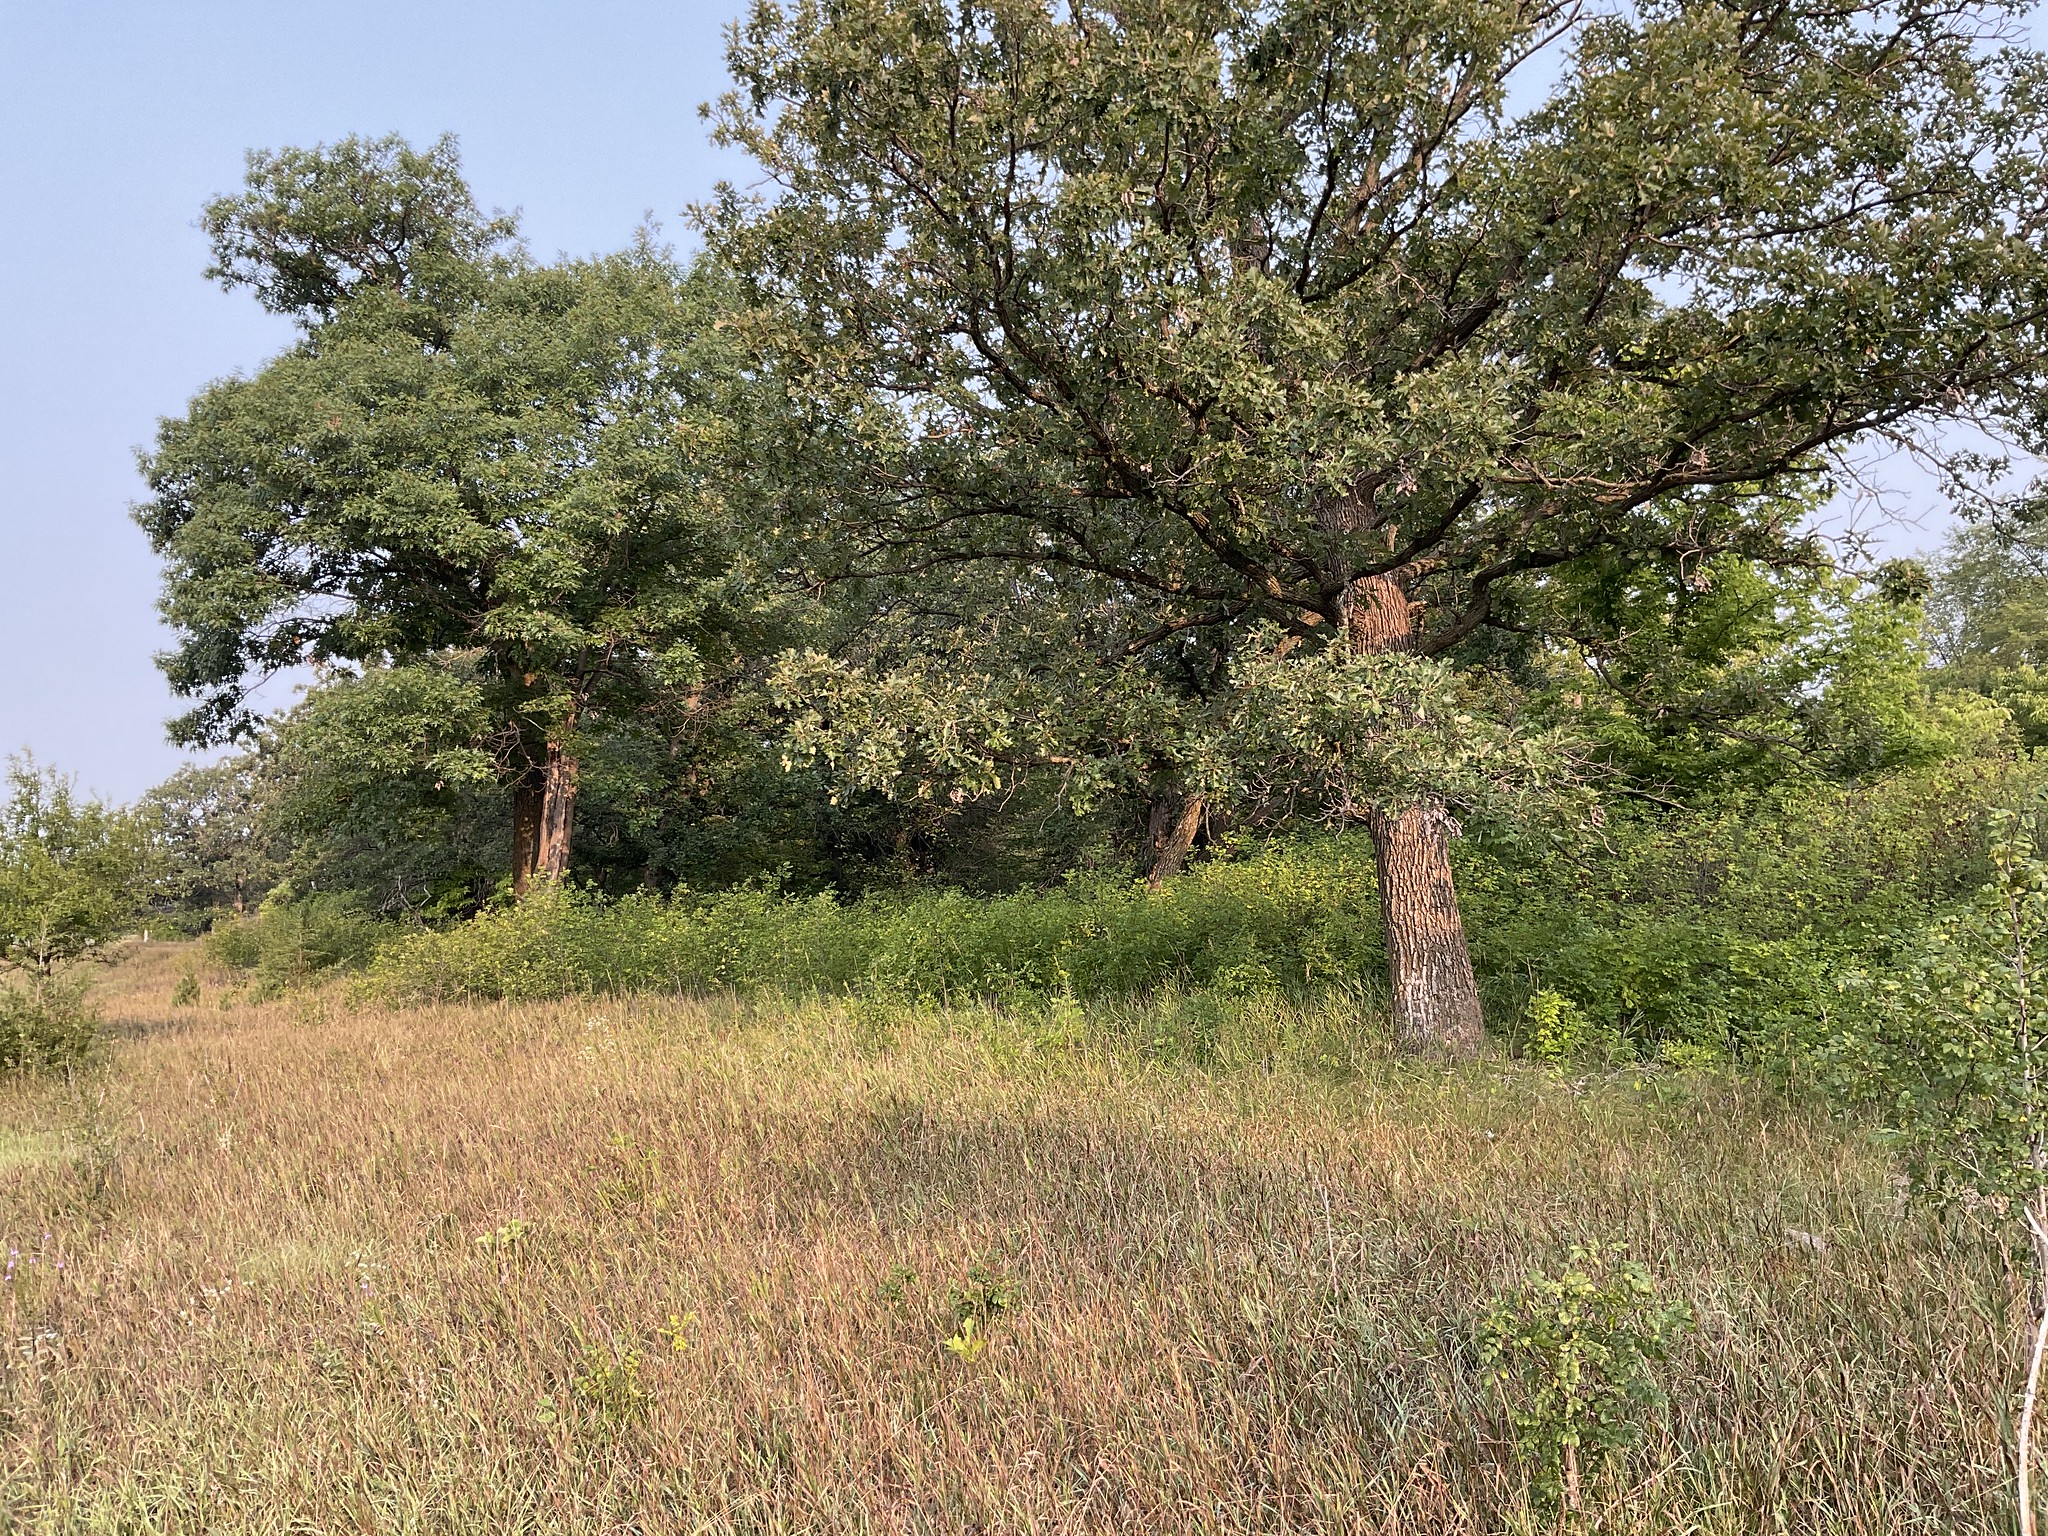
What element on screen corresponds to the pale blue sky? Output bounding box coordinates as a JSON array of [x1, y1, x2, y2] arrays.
[[0, 1, 742, 799]]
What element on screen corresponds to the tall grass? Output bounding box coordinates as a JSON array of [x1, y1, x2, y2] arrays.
[[0, 943, 2022, 1531]]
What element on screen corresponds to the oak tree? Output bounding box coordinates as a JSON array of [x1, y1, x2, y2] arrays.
[[710, 0, 2048, 1051], [140, 135, 762, 892], [142, 755, 282, 916]]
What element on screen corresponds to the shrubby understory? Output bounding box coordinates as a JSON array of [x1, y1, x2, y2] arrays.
[[323, 758, 2037, 1074]]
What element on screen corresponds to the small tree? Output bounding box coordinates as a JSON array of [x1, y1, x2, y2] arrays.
[[0, 758, 150, 1065], [1478, 1241, 1691, 1512], [1841, 798, 2048, 1534]]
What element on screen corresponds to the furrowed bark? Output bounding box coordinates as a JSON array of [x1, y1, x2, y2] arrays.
[[1142, 792, 1205, 891], [511, 772, 544, 898], [536, 740, 578, 882], [1347, 570, 1485, 1056], [1369, 799, 1485, 1055]]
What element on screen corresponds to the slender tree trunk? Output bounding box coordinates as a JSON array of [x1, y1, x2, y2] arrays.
[[536, 740, 579, 882], [1347, 570, 1486, 1056], [2023, 1199, 2048, 1536], [511, 773, 544, 898], [1142, 792, 1205, 891]]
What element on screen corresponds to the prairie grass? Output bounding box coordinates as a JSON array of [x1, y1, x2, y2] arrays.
[[0, 944, 2024, 1532]]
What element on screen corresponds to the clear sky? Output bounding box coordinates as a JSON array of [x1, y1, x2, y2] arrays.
[[0, 1, 744, 800]]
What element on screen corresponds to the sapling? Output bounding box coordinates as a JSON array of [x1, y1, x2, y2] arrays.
[[1843, 798, 2048, 1534], [1522, 990, 1623, 1067], [1478, 1241, 1691, 1513]]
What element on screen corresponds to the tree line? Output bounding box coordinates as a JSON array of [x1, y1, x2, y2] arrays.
[[127, 0, 2048, 1054]]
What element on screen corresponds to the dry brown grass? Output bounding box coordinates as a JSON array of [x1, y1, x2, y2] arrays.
[[0, 944, 2023, 1532]]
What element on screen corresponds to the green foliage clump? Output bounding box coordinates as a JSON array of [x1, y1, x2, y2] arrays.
[[566, 1345, 650, 1428], [1479, 1243, 1692, 1511], [1542, 554, 2002, 793], [368, 844, 1384, 1006], [261, 664, 505, 915], [948, 1262, 1020, 1330], [0, 981, 100, 1072], [1930, 514, 2048, 750], [1830, 791, 2048, 1213], [1464, 757, 2045, 1061], [776, 636, 1585, 847], [0, 756, 153, 1071], [205, 895, 385, 990], [0, 757, 151, 987], [1521, 990, 1621, 1066]]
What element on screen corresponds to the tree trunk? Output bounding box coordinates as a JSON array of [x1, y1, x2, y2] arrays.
[[1370, 800, 1484, 1055], [1142, 792, 1205, 890], [536, 740, 578, 882], [1347, 570, 1486, 1056], [511, 773, 544, 898], [2021, 1198, 2048, 1536]]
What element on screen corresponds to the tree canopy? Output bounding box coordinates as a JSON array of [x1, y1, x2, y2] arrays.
[[707, 0, 2048, 1048], [140, 135, 771, 887]]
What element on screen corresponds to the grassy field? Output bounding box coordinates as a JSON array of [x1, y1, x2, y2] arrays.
[[0, 945, 2023, 1532]]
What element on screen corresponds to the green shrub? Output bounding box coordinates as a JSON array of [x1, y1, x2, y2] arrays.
[[205, 894, 385, 988], [0, 982, 99, 1070], [1521, 989, 1621, 1065], [368, 845, 1386, 1007], [1479, 1243, 1693, 1511], [1465, 756, 2048, 1061], [1825, 793, 2048, 1518], [204, 916, 262, 971], [357, 758, 2040, 1072]]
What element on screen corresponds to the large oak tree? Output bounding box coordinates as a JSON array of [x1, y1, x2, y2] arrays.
[[709, 0, 2048, 1052], [140, 136, 764, 891]]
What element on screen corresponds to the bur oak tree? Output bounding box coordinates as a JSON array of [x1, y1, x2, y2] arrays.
[[140, 136, 761, 893], [710, 0, 2048, 1052]]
